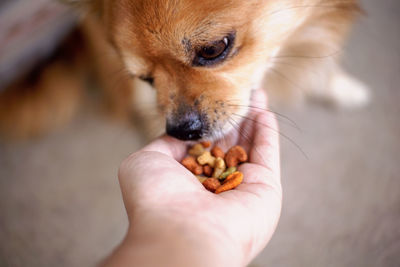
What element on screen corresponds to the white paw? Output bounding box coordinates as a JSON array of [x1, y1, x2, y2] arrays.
[[329, 72, 370, 108]]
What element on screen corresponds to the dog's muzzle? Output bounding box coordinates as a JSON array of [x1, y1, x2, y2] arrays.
[[166, 109, 207, 141]]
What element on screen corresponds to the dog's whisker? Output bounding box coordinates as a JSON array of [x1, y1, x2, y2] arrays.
[[221, 120, 232, 149], [227, 117, 268, 166], [235, 108, 301, 132], [269, 60, 327, 79], [227, 118, 251, 147], [228, 117, 253, 145], [213, 120, 224, 146], [267, 67, 308, 94], [231, 113, 308, 159], [226, 103, 301, 131]]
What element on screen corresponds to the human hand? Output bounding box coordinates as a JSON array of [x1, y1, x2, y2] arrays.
[[103, 90, 282, 267]]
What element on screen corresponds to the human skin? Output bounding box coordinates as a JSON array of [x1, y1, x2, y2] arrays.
[[101, 90, 282, 267]]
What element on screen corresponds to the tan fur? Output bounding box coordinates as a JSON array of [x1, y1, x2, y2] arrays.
[[0, 0, 366, 140]]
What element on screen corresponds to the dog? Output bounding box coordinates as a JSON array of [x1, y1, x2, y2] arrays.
[[0, 0, 369, 141]]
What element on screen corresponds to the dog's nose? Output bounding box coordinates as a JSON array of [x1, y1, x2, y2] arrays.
[[166, 111, 205, 141]]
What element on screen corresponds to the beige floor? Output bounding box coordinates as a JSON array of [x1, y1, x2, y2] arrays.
[[1, 0, 399, 266]]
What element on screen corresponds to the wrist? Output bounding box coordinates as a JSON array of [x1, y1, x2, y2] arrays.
[[104, 211, 244, 267]]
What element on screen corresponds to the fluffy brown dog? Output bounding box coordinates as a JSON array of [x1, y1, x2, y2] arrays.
[[0, 0, 369, 140]]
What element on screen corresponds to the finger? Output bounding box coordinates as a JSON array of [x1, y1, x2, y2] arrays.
[[237, 179, 282, 263], [217, 89, 268, 152], [119, 151, 195, 189], [250, 109, 280, 178], [140, 135, 188, 161], [217, 163, 281, 199], [232, 116, 253, 153], [216, 162, 282, 216], [218, 163, 282, 264], [214, 127, 240, 152], [238, 163, 281, 192], [118, 151, 202, 218], [237, 89, 268, 151], [250, 89, 268, 110]]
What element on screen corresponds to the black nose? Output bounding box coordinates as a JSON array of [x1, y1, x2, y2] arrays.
[[166, 111, 205, 141]]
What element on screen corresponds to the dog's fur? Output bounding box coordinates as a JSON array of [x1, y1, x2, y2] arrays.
[[0, 0, 369, 140]]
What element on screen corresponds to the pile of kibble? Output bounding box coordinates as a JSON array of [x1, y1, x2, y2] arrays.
[[181, 141, 248, 194]]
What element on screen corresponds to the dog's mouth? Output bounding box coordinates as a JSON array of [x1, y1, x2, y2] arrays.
[[166, 108, 209, 141], [165, 95, 252, 141], [165, 114, 229, 141]]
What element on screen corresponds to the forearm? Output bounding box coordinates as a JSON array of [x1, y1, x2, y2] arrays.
[[101, 213, 243, 267]]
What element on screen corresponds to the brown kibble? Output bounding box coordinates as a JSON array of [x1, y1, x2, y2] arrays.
[[203, 165, 213, 177], [211, 146, 225, 158], [215, 171, 244, 194], [182, 144, 247, 193], [224, 171, 240, 182], [197, 151, 216, 167], [181, 156, 203, 175], [202, 178, 221, 192], [200, 141, 212, 148], [189, 144, 205, 157], [225, 145, 248, 167]]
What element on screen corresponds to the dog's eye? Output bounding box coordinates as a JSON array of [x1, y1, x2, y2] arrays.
[[200, 38, 228, 59], [193, 33, 235, 67], [139, 76, 154, 85]]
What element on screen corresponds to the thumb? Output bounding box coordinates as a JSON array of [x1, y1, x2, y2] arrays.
[[119, 135, 197, 203], [118, 152, 200, 217], [140, 135, 188, 161], [250, 89, 268, 111]]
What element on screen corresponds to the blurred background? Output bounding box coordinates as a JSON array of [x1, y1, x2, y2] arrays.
[[0, 0, 399, 266]]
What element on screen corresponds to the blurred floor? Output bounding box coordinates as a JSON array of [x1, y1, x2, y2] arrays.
[[0, 0, 399, 266]]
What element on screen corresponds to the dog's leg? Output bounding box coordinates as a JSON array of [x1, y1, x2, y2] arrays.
[[0, 33, 86, 140], [324, 67, 369, 108], [0, 17, 133, 140], [264, 7, 369, 108]]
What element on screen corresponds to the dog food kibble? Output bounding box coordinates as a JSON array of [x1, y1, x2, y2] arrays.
[[215, 171, 243, 194], [212, 157, 226, 178], [197, 151, 216, 167], [211, 145, 225, 158], [219, 166, 237, 180], [202, 178, 221, 192], [181, 156, 203, 175], [181, 142, 248, 193], [200, 141, 212, 148], [189, 143, 205, 157], [203, 165, 213, 177], [225, 145, 248, 167]]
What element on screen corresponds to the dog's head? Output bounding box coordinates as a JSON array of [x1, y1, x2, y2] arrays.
[[79, 0, 318, 140]]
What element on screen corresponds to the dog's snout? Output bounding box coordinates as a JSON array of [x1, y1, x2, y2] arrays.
[[166, 111, 205, 141]]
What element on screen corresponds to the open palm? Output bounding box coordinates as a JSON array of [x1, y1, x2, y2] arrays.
[[118, 90, 281, 266]]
